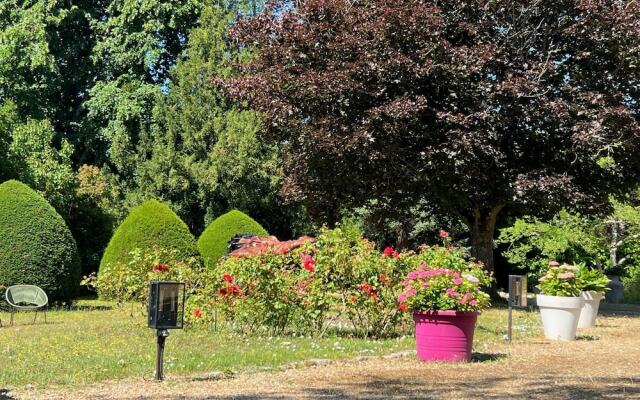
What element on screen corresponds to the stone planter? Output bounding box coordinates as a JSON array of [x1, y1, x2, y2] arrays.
[[577, 291, 604, 328], [537, 294, 584, 340]]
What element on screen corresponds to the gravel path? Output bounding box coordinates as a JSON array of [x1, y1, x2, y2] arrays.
[[8, 307, 640, 400]]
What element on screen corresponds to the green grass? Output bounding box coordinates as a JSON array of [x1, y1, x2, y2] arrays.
[[0, 301, 541, 388]]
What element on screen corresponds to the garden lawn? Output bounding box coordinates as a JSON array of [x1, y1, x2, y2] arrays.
[[0, 300, 539, 389]]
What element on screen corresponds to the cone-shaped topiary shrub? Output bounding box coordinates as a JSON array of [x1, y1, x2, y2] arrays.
[[99, 199, 199, 272], [198, 210, 268, 267], [0, 180, 81, 301]]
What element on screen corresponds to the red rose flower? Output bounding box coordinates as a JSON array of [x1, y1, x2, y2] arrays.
[[301, 253, 316, 272], [222, 274, 233, 283], [399, 304, 408, 311], [439, 229, 449, 239], [383, 246, 394, 256], [152, 263, 170, 272], [193, 308, 202, 318], [228, 284, 242, 295], [360, 283, 372, 294], [379, 274, 391, 286]]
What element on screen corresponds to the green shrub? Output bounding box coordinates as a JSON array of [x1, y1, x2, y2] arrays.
[[497, 211, 608, 279], [209, 249, 316, 335], [623, 264, 640, 304], [198, 210, 268, 267], [208, 224, 411, 337], [99, 199, 199, 272], [94, 246, 207, 310], [0, 180, 81, 301]]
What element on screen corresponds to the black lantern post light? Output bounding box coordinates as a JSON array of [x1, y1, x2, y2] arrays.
[[148, 281, 185, 381], [506, 275, 528, 342]]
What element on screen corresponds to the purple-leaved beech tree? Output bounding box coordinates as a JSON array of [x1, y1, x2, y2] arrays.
[[221, 0, 640, 272]]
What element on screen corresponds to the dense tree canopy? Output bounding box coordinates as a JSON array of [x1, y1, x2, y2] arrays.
[[225, 0, 640, 271], [0, 1, 302, 276], [136, 5, 300, 236]]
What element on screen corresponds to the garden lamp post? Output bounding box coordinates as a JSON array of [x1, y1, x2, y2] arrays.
[[148, 281, 185, 381], [507, 275, 527, 342]]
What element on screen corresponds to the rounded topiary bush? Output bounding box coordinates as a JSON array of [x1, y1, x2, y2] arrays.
[[99, 199, 199, 272], [0, 180, 81, 301], [198, 210, 268, 267]]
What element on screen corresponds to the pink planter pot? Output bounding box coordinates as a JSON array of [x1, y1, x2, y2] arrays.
[[413, 310, 478, 362]]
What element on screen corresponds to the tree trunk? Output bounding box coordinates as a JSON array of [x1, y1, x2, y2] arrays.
[[466, 206, 503, 274], [396, 222, 409, 250]]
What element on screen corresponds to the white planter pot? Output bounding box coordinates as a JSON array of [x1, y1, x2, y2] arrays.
[[537, 294, 585, 340], [577, 291, 604, 328]]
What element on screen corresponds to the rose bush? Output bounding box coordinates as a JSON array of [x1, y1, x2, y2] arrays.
[[207, 224, 412, 337], [304, 225, 411, 337], [206, 248, 319, 335], [93, 246, 207, 312]]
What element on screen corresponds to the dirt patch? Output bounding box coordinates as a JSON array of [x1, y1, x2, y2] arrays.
[[9, 308, 640, 399]]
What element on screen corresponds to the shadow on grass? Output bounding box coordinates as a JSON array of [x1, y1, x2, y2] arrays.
[[292, 375, 640, 400], [69, 304, 113, 312], [599, 303, 640, 317], [575, 334, 600, 341], [77, 375, 639, 399], [0, 389, 18, 400], [471, 352, 506, 362]]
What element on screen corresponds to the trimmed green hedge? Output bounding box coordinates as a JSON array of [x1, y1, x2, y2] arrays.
[[0, 180, 81, 301], [198, 210, 268, 267], [99, 199, 199, 272]]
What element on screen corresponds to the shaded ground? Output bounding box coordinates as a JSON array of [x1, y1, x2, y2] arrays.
[[7, 305, 640, 399]]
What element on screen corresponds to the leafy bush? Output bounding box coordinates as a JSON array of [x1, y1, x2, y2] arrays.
[[498, 211, 608, 279], [576, 265, 610, 294], [94, 246, 206, 310], [198, 210, 268, 267], [537, 263, 582, 297], [0, 180, 81, 301], [397, 240, 492, 312], [100, 199, 199, 272], [305, 225, 411, 337], [623, 264, 640, 304], [205, 249, 316, 335], [208, 224, 411, 338]]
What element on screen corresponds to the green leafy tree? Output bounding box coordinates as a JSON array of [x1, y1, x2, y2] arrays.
[[137, 4, 307, 236], [0, 0, 99, 158], [7, 118, 77, 212], [87, 0, 207, 177], [498, 211, 609, 278]]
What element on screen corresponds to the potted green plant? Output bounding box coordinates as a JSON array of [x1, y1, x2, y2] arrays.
[[576, 265, 610, 328], [536, 262, 584, 340], [397, 238, 492, 362]]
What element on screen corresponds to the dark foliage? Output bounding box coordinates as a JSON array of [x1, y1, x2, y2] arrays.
[[223, 0, 640, 271]]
